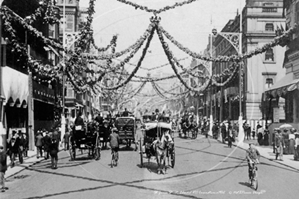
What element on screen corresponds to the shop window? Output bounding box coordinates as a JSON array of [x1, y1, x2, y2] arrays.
[[265, 49, 274, 61], [265, 23, 274, 31]]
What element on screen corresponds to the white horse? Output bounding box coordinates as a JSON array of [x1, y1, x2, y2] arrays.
[[153, 130, 173, 174]]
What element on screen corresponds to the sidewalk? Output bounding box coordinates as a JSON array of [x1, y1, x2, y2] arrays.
[[5, 146, 65, 179], [216, 136, 299, 171], [5, 149, 44, 178]]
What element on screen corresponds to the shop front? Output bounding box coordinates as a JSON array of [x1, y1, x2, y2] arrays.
[[1, 66, 28, 149], [265, 73, 299, 146]]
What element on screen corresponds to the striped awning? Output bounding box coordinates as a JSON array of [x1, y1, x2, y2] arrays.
[[2, 66, 28, 107], [265, 73, 298, 98]]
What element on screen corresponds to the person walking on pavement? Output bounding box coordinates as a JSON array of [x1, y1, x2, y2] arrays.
[[282, 129, 289, 154], [49, 132, 60, 169], [7, 131, 20, 168], [43, 131, 51, 160], [0, 146, 8, 192], [63, 132, 70, 151], [35, 131, 44, 159], [17, 131, 24, 164], [22, 133, 29, 157], [221, 123, 226, 144], [275, 131, 285, 161], [288, 128, 296, 155], [294, 131, 299, 161]]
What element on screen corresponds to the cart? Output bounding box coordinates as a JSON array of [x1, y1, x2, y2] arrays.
[[114, 117, 136, 147], [139, 120, 175, 170], [69, 121, 101, 161]]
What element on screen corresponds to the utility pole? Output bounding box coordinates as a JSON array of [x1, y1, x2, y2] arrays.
[[208, 34, 213, 136], [61, 0, 66, 142], [238, 9, 244, 143]]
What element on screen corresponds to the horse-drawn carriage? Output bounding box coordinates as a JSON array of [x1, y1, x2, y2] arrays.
[[139, 120, 175, 174], [69, 121, 101, 160], [114, 116, 136, 147]]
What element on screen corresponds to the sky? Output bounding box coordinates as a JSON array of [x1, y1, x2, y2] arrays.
[[79, 0, 246, 91]]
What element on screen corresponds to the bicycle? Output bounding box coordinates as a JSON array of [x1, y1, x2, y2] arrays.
[[249, 162, 258, 190], [111, 148, 118, 168]]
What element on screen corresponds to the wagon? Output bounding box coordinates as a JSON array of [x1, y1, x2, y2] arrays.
[[139, 120, 175, 169], [114, 117, 136, 147], [68, 121, 101, 161]]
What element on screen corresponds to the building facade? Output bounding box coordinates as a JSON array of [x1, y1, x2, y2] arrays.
[[265, 0, 299, 128], [196, 0, 287, 131]]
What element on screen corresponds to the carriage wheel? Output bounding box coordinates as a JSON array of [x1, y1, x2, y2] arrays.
[[139, 139, 143, 167], [69, 136, 76, 160], [171, 151, 175, 168]]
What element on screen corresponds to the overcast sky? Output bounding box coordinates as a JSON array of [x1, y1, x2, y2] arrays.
[[79, 0, 245, 89]]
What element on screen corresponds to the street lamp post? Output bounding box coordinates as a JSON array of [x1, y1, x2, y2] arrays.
[[211, 12, 244, 143]]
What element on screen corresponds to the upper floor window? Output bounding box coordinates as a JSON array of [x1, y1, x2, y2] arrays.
[[265, 78, 273, 89], [265, 23, 274, 31], [265, 49, 274, 61], [262, 8, 277, 12]]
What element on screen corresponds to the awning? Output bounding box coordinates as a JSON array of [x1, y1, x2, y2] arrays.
[[2, 66, 28, 107], [265, 73, 299, 98]]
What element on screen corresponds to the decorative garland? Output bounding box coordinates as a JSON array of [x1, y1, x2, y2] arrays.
[[159, 23, 298, 62], [116, 0, 199, 15], [157, 23, 212, 92], [25, 0, 60, 25], [81, 23, 155, 60], [1, 6, 63, 50], [98, 22, 156, 90], [211, 62, 240, 87]]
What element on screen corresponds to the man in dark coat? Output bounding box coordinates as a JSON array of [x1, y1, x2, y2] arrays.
[[43, 131, 52, 160], [122, 108, 129, 117], [74, 112, 85, 140], [0, 146, 8, 192], [7, 133, 20, 168], [221, 123, 227, 143], [49, 132, 60, 169]]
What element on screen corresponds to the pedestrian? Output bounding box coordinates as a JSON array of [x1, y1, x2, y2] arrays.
[[288, 128, 296, 155], [109, 128, 120, 166], [49, 132, 60, 169], [35, 131, 44, 159], [63, 132, 70, 151], [228, 132, 233, 148], [263, 128, 269, 146], [221, 123, 226, 144], [252, 129, 256, 140], [257, 127, 263, 146], [22, 133, 29, 157], [17, 131, 25, 164], [0, 146, 8, 192], [7, 131, 20, 168], [272, 128, 278, 153], [282, 129, 289, 154], [135, 124, 145, 151], [294, 132, 299, 161], [246, 124, 251, 140], [275, 131, 285, 161], [43, 131, 51, 160], [102, 120, 110, 149]]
